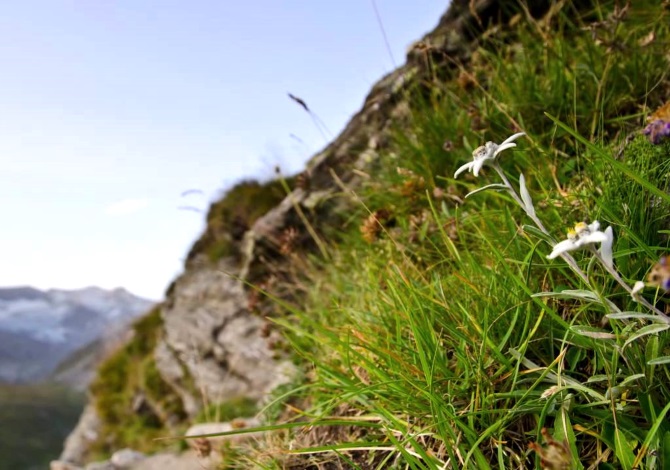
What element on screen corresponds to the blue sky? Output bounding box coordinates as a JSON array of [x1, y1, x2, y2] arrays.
[[0, 1, 448, 300]]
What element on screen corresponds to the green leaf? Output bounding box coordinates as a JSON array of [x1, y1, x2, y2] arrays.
[[607, 312, 668, 322], [618, 374, 645, 387], [646, 335, 660, 384], [532, 289, 618, 311], [518, 173, 536, 217], [464, 183, 508, 198], [614, 427, 636, 470], [623, 324, 670, 349], [586, 374, 609, 383], [633, 401, 670, 468], [570, 325, 617, 339], [522, 224, 555, 244], [661, 431, 670, 469], [554, 410, 582, 469]]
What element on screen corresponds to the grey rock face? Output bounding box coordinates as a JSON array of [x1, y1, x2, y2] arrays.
[[126, 451, 208, 470], [185, 418, 263, 448], [153, 340, 200, 416], [50, 461, 83, 470], [59, 404, 101, 465], [157, 260, 295, 412], [85, 461, 115, 470], [110, 449, 146, 468]]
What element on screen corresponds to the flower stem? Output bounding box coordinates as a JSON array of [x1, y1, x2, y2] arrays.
[[491, 162, 590, 285], [494, 160, 669, 323], [591, 250, 670, 323]]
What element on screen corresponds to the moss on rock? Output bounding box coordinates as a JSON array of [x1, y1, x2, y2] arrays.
[[186, 178, 293, 264], [89, 306, 187, 457]]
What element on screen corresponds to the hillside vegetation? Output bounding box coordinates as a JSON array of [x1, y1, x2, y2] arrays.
[[0, 384, 83, 470], [89, 1, 670, 469]]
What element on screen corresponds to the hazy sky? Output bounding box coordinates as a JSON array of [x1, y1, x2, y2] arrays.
[[0, 1, 448, 300]]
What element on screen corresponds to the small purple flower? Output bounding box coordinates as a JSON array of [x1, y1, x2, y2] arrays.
[[643, 119, 670, 144], [647, 256, 670, 291]]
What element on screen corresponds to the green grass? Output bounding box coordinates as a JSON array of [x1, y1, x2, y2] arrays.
[[89, 306, 187, 458], [0, 383, 84, 470], [195, 396, 258, 424], [186, 177, 293, 264], [217, 2, 670, 468]]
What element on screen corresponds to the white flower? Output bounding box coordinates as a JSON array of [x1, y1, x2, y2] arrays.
[[631, 281, 645, 296], [454, 132, 526, 178], [600, 226, 614, 269], [547, 221, 613, 260]]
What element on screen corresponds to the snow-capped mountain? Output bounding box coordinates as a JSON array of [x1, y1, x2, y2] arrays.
[[0, 286, 154, 383]]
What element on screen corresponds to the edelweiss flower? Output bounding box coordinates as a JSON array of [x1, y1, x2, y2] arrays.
[[454, 132, 526, 178], [547, 221, 614, 267]]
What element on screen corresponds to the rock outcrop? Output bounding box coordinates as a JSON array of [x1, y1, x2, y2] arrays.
[[57, 404, 102, 466], [155, 258, 296, 412]]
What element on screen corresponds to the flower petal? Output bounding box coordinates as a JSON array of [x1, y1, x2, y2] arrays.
[[500, 132, 526, 146], [599, 226, 614, 269], [547, 239, 578, 259], [519, 173, 536, 217], [493, 142, 517, 157], [454, 162, 473, 178], [472, 157, 487, 177], [587, 221, 601, 233], [577, 231, 608, 246], [631, 281, 645, 296], [453, 133, 525, 179]]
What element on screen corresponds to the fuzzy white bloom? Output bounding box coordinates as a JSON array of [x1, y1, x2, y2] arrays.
[[547, 221, 613, 260], [631, 281, 645, 296], [454, 132, 526, 178], [600, 226, 614, 269]]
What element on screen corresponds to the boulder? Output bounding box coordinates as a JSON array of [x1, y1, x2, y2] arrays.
[[58, 404, 101, 465], [110, 448, 146, 468], [84, 461, 114, 470], [50, 461, 83, 470], [184, 417, 263, 450]]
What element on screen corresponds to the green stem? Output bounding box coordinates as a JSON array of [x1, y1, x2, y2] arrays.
[[491, 162, 589, 285], [491, 161, 669, 323], [591, 249, 670, 323]]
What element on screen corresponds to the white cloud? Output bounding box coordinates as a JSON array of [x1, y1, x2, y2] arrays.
[[105, 198, 149, 216]]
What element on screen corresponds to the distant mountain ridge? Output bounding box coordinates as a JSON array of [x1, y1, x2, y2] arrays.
[[0, 286, 153, 383]]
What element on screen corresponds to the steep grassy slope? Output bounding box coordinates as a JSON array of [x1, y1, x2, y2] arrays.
[[82, 1, 670, 469]]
